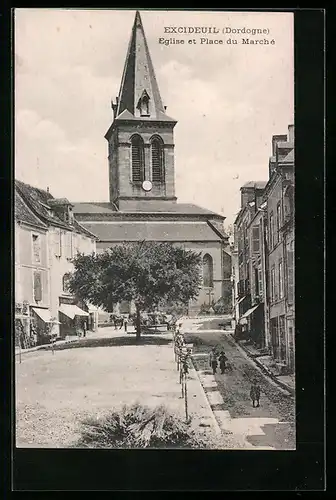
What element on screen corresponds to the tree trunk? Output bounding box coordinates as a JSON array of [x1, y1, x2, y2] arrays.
[[136, 304, 141, 340]]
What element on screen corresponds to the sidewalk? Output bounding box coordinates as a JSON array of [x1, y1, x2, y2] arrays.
[[234, 338, 295, 395]]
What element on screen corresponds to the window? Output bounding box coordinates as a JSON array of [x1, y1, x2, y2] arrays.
[[269, 212, 274, 249], [258, 266, 263, 298], [251, 226, 260, 253], [151, 137, 164, 183], [32, 234, 41, 263], [279, 315, 286, 361], [64, 232, 73, 260], [62, 273, 71, 293], [72, 233, 78, 256], [254, 267, 259, 297], [55, 229, 62, 257], [137, 90, 150, 116], [202, 254, 213, 288], [33, 271, 42, 303], [277, 202, 282, 242], [270, 267, 276, 302], [287, 241, 294, 304], [131, 135, 145, 182], [279, 260, 284, 299]]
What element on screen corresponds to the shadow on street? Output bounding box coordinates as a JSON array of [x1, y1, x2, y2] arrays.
[[42, 335, 172, 351]]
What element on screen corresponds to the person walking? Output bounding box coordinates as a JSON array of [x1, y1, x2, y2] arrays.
[[218, 350, 228, 374], [209, 347, 218, 375], [112, 315, 118, 330], [124, 316, 128, 333], [83, 320, 87, 338], [250, 380, 261, 407]]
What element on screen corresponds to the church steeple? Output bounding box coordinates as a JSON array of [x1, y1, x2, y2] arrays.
[[112, 11, 175, 122], [106, 11, 177, 211]]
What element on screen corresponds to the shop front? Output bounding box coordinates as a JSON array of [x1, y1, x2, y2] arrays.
[[58, 296, 89, 340], [31, 306, 61, 345], [239, 303, 264, 347]]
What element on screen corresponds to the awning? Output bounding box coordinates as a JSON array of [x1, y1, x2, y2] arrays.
[[236, 296, 246, 305], [240, 304, 261, 320], [59, 304, 89, 320], [32, 307, 58, 323]]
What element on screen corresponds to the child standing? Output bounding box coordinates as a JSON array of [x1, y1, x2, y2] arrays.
[[250, 380, 261, 407]]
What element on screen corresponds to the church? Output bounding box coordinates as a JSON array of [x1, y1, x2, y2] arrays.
[[73, 11, 231, 316]]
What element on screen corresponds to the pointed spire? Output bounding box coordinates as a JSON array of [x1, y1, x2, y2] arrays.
[[115, 11, 175, 122]]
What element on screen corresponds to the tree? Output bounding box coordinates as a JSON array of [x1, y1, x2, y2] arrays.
[[68, 241, 202, 339]]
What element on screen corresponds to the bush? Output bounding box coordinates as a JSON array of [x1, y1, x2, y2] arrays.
[[74, 403, 212, 449]]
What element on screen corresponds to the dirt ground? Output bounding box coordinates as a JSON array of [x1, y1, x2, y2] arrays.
[[15, 331, 223, 448]]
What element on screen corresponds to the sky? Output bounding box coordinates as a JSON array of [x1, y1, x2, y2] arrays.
[[15, 9, 294, 228]]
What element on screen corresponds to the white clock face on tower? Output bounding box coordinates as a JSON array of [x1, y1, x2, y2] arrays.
[[142, 180, 153, 192]]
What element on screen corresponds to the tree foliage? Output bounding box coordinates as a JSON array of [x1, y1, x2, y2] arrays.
[[68, 241, 202, 337]]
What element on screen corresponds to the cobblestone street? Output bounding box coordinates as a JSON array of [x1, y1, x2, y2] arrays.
[[184, 320, 295, 450]]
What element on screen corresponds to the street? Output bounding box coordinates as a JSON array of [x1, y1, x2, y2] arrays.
[[184, 319, 295, 450]]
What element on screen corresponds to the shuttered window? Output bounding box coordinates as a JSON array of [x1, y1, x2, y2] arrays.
[[258, 267, 263, 297], [269, 213, 274, 249], [54, 229, 62, 257], [131, 136, 145, 182], [32, 234, 41, 263], [270, 267, 276, 302], [277, 202, 282, 242], [251, 226, 260, 253], [33, 271, 42, 302], [279, 260, 284, 299], [151, 137, 164, 183], [287, 244, 294, 304], [64, 232, 73, 260]]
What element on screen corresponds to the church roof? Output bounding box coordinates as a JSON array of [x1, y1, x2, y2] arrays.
[[114, 11, 176, 123], [72, 201, 224, 218], [80, 221, 224, 242]]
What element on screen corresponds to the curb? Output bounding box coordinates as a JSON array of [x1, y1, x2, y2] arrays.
[[15, 339, 77, 355], [231, 336, 295, 397], [189, 357, 222, 436]]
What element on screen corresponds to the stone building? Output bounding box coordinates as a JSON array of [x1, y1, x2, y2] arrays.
[[73, 11, 230, 316], [15, 180, 98, 346], [232, 124, 295, 373], [233, 181, 267, 347], [264, 124, 295, 370]]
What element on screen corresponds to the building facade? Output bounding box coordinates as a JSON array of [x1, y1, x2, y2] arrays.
[[264, 125, 295, 370], [72, 11, 231, 316], [233, 181, 267, 348], [15, 181, 98, 346], [232, 124, 295, 373]]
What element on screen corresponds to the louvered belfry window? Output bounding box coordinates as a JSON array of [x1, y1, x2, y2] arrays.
[[131, 135, 145, 183], [151, 137, 164, 183]]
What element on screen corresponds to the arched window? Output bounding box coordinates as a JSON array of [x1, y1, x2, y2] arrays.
[[151, 136, 164, 183], [62, 273, 72, 293], [203, 254, 214, 288], [131, 135, 145, 183]]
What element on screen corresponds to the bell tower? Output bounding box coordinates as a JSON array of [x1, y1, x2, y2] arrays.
[[105, 11, 178, 211]]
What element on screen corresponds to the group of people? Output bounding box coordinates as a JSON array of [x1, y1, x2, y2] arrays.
[[209, 347, 228, 375], [208, 346, 262, 408]]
